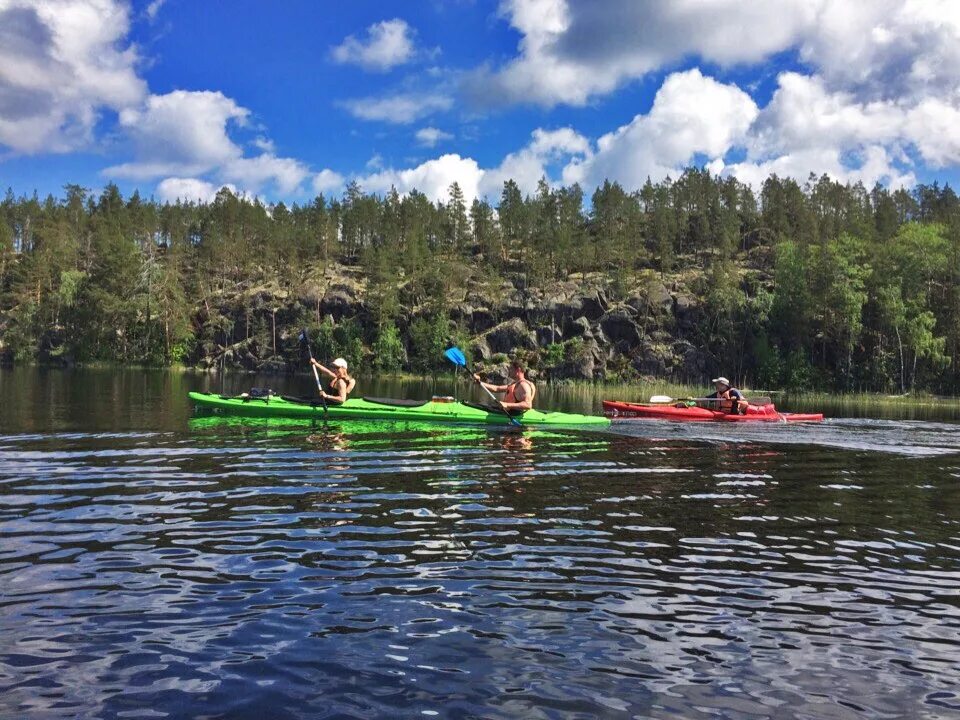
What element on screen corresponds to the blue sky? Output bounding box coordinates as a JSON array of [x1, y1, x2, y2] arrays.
[[2, 0, 960, 206]]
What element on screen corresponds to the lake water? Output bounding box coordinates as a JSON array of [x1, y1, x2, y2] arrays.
[[1, 368, 959, 719]]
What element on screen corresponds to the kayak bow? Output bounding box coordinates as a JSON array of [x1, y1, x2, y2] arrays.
[[189, 392, 610, 427]]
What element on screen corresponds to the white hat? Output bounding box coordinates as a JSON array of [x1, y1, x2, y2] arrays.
[[711, 376, 730, 386], [332, 357, 348, 369]]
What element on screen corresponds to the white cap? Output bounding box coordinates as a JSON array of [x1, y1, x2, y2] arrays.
[[711, 376, 730, 386], [332, 357, 348, 369]]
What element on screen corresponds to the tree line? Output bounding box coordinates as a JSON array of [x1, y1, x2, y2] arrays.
[[1, 171, 959, 392]]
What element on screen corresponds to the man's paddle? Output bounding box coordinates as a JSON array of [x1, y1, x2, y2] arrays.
[[299, 328, 328, 418], [444, 346, 522, 427], [649, 394, 772, 406]]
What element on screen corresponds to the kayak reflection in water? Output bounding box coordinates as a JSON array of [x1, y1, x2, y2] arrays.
[[473, 358, 537, 412], [698, 376, 748, 414], [309, 356, 356, 403]]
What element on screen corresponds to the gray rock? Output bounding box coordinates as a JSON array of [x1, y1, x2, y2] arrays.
[[536, 324, 561, 347], [486, 317, 537, 354], [648, 282, 673, 312], [581, 293, 606, 320], [320, 289, 357, 319], [600, 310, 643, 350], [565, 316, 592, 337], [470, 337, 492, 362], [673, 293, 700, 330]]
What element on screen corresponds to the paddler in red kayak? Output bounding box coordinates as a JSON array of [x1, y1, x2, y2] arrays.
[[700, 376, 748, 414], [473, 359, 537, 412]]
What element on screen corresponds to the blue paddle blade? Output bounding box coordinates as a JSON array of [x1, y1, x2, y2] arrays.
[[443, 347, 467, 367], [298, 329, 307, 344]]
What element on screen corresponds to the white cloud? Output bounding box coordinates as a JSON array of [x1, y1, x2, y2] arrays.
[[223, 154, 310, 195], [331, 18, 416, 72], [103, 89, 314, 197], [904, 98, 960, 168], [252, 135, 275, 153], [467, 0, 815, 107], [339, 93, 453, 124], [145, 0, 165, 21], [469, 0, 960, 109], [415, 126, 454, 147], [0, 0, 146, 153], [156, 177, 235, 204], [359, 154, 484, 205], [747, 73, 905, 159], [351, 127, 590, 206], [563, 69, 758, 190], [480, 126, 591, 197], [107, 90, 248, 178], [313, 169, 344, 195], [724, 147, 915, 192], [798, 0, 960, 100]]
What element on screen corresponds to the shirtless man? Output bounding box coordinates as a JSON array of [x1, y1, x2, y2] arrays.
[[473, 359, 536, 412]]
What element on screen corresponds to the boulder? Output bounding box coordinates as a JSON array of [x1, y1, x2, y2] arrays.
[[600, 310, 643, 350], [470, 337, 492, 362], [631, 343, 670, 377], [580, 292, 606, 320], [320, 287, 358, 319], [485, 317, 537, 354], [673, 293, 700, 330], [648, 282, 673, 313], [565, 315, 592, 338], [674, 340, 711, 380], [536, 324, 561, 347]]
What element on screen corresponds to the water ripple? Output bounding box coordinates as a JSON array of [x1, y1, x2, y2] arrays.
[[1, 423, 959, 718]]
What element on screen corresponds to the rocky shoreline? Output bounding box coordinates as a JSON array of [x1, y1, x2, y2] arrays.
[[188, 263, 737, 384]]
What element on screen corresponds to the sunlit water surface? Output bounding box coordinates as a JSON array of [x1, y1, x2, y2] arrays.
[[1, 368, 959, 719]]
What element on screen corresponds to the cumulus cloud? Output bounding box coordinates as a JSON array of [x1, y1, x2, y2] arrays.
[[724, 147, 915, 192], [481, 126, 591, 197], [415, 126, 454, 147], [331, 18, 416, 72], [468, 1, 960, 109], [352, 127, 590, 206], [223, 154, 310, 196], [747, 73, 904, 159], [359, 154, 484, 205], [727, 70, 957, 188], [798, 0, 960, 100], [156, 177, 236, 204], [563, 69, 757, 190], [102, 89, 322, 198], [313, 169, 345, 195], [905, 99, 960, 168], [0, 0, 146, 153], [339, 92, 453, 124], [466, 0, 814, 107], [106, 90, 249, 178]]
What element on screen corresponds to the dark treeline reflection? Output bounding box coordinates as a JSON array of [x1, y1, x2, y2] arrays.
[[2, 172, 960, 391]]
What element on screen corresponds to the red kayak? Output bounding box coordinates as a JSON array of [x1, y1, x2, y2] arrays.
[[602, 400, 823, 423]]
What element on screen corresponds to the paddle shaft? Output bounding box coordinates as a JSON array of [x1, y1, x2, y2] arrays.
[[301, 331, 328, 415], [442, 347, 522, 426], [475, 375, 522, 426], [464, 361, 522, 426], [651, 395, 771, 406]]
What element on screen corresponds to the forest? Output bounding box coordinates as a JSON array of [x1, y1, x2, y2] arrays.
[[1, 170, 959, 393]]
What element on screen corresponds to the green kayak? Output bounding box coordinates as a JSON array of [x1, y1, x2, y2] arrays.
[[188, 391, 609, 427]]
